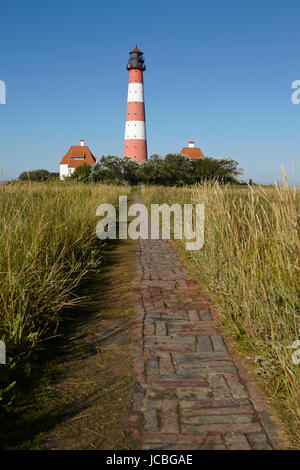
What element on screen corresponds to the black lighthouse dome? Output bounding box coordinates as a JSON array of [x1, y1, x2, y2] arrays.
[[127, 45, 146, 71]]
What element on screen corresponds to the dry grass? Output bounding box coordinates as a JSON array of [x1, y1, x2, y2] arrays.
[[0, 182, 129, 413], [141, 179, 300, 445]]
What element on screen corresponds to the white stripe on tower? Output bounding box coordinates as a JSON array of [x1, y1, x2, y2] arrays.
[[123, 45, 147, 163], [127, 83, 144, 102], [125, 121, 146, 140]]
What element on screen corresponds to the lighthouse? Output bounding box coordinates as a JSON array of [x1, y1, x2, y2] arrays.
[[123, 46, 148, 163]]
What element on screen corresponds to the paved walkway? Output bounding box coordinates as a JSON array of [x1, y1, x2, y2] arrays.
[[128, 210, 284, 449]]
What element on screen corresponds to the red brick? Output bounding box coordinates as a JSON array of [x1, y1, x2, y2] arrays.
[[188, 310, 200, 322], [142, 433, 209, 444], [246, 382, 267, 412], [126, 414, 143, 427], [159, 353, 174, 374], [151, 379, 210, 388], [182, 423, 262, 434], [225, 433, 251, 450], [181, 406, 252, 416]]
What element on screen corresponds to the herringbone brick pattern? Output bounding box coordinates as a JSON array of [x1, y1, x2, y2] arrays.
[[128, 235, 284, 450]]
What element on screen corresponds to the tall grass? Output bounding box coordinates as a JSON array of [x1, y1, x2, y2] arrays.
[[0, 182, 128, 413], [142, 181, 300, 444]]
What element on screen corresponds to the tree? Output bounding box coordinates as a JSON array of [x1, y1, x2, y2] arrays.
[[163, 154, 194, 185], [191, 157, 243, 183], [216, 157, 243, 182], [70, 164, 92, 182], [136, 155, 165, 184], [90, 155, 124, 184], [19, 169, 50, 181], [67, 153, 243, 186], [122, 157, 139, 185]]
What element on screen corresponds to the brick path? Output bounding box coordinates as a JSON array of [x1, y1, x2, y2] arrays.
[[128, 202, 285, 449]]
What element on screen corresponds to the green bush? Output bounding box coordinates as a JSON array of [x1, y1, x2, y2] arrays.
[[87, 154, 243, 186]]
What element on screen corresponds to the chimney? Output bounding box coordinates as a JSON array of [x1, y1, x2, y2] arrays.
[[188, 141, 195, 148], [80, 139, 85, 146]]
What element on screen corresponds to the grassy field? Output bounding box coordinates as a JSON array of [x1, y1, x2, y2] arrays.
[[0, 182, 129, 416], [141, 181, 300, 446], [1, 178, 299, 447]]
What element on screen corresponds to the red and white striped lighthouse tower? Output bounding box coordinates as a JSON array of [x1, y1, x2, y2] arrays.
[[123, 46, 148, 163]]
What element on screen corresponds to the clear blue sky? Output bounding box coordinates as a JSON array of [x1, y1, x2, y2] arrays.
[[0, 0, 299, 183]]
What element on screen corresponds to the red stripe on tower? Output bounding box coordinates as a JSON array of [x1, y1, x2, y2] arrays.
[[123, 45, 148, 163]]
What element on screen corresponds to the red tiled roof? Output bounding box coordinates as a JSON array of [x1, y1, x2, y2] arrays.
[[60, 146, 96, 167], [180, 147, 205, 160]]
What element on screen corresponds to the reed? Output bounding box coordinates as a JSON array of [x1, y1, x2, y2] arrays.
[[0, 182, 128, 412]]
